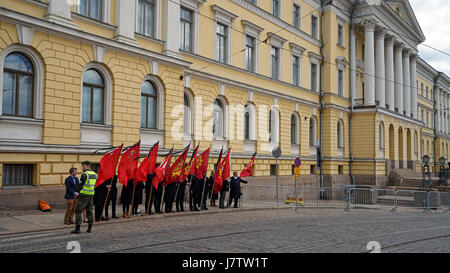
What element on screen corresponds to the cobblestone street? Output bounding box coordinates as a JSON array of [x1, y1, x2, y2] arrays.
[[0, 206, 448, 253]]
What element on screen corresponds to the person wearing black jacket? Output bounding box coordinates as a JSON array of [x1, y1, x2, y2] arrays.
[[93, 180, 108, 222], [120, 180, 133, 218], [104, 174, 118, 219], [154, 180, 164, 213], [208, 171, 217, 206], [144, 173, 156, 215], [163, 181, 176, 213], [228, 172, 248, 208], [132, 181, 144, 215], [64, 168, 79, 225], [199, 174, 209, 210], [219, 178, 229, 209], [175, 177, 187, 212], [189, 175, 200, 211]]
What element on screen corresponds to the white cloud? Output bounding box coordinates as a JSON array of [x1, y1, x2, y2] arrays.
[[409, 0, 450, 75]]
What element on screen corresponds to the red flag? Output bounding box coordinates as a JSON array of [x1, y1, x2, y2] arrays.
[[134, 142, 159, 183], [213, 148, 223, 185], [153, 148, 173, 189], [117, 141, 140, 186], [194, 147, 210, 180], [240, 152, 256, 177], [221, 148, 231, 183], [181, 145, 199, 182], [165, 144, 190, 185], [95, 145, 123, 188]]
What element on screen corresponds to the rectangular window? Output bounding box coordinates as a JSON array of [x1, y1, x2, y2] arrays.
[[216, 23, 227, 64], [272, 0, 280, 17], [293, 4, 300, 29], [270, 164, 277, 176], [310, 63, 317, 92], [2, 164, 33, 186], [310, 165, 315, 175], [292, 55, 299, 86], [426, 112, 429, 127], [362, 43, 365, 61], [338, 69, 343, 96], [79, 0, 102, 21], [180, 7, 193, 52], [245, 35, 256, 72], [338, 165, 343, 175], [137, 0, 155, 37], [271, 46, 280, 79], [338, 24, 344, 46], [311, 15, 318, 38], [421, 83, 424, 95], [426, 86, 429, 99], [82, 86, 104, 124]]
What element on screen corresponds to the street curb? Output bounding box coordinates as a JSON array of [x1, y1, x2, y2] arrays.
[[0, 206, 290, 237]]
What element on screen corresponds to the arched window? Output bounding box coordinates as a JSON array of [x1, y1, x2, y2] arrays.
[[213, 99, 224, 138], [379, 122, 384, 150], [2, 53, 34, 117], [82, 69, 104, 124], [309, 116, 317, 147], [140, 80, 157, 129], [244, 110, 250, 140], [337, 120, 344, 148], [183, 92, 192, 137], [291, 113, 300, 145]]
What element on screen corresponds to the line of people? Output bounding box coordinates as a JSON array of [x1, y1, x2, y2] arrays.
[[65, 167, 249, 225]]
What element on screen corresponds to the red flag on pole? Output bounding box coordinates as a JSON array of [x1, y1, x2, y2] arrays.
[[95, 145, 123, 188], [165, 144, 190, 186], [134, 142, 159, 183], [193, 147, 210, 180], [181, 145, 199, 182], [153, 148, 173, 189], [222, 148, 231, 182], [117, 141, 140, 187], [240, 152, 256, 177], [212, 148, 223, 185]]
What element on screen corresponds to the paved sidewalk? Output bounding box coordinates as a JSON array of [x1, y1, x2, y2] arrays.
[[0, 201, 290, 236]]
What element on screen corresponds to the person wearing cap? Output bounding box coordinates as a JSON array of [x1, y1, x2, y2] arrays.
[[71, 161, 97, 234]]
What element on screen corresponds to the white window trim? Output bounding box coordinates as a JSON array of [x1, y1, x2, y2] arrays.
[[74, 0, 111, 24], [337, 119, 344, 148], [135, 0, 162, 40], [311, 14, 318, 39], [290, 42, 305, 87], [267, 32, 286, 81], [212, 5, 237, 65], [269, 105, 280, 145], [272, 0, 281, 18], [213, 95, 228, 140], [309, 52, 321, 92], [80, 63, 113, 126], [309, 116, 317, 147], [0, 44, 44, 120], [183, 88, 194, 139], [179, 0, 205, 53], [293, 2, 301, 29], [141, 74, 165, 130], [337, 16, 345, 47], [291, 112, 300, 145], [242, 20, 263, 73]]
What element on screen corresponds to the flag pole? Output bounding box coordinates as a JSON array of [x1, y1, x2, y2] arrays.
[[99, 178, 112, 220], [200, 175, 207, 210], [129, 181, 136, 217], [146, 183, 153, 216], [160, 183, 165, 213]]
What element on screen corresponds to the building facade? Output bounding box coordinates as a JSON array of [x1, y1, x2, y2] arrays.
[[0, 0, 449, 194]]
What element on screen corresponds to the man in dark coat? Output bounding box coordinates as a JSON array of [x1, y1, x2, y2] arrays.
[[93, 179, 108, 222], [64, 167, 79, 225], [199, 174, 209, 210], [132, 181, 144, 215], [104, 174, 118, 219], [120, 179, 132, 218], [219, 178, 229, 209], [175, 177, 187, 212], [208, 171, 217, 206], [163, 182, 176, 213], [154, 180, 164, 213], [189, 175, 200, 211], [228, 172, 248, 208], [144, 174, 155, 215]]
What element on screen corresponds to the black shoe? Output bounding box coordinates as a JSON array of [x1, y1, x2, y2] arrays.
[[194, 207, 200, 211], [86, 224, 93, 233], [71, 225, 81, 234]]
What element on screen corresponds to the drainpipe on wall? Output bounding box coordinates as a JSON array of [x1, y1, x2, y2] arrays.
[[319, 0, 326, 189], [349, 0, 359, 185], [433, 72, 442, 176]]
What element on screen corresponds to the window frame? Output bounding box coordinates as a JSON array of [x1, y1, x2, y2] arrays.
[[137, 0, 156, 38], [293, 4, 301, 29], [140, 80, 158, 129], [311, 15, 318, 39], [180, 6, 194, 52], [2, 53, 35, 118], [272, 0, 280, 18], [82, 69, 105, 124]]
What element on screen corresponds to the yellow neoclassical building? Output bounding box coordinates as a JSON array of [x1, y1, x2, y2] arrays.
[[0, 0, 449, 203]]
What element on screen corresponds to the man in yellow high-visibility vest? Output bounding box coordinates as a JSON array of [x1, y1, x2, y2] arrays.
[[71, 161, 97, 234]]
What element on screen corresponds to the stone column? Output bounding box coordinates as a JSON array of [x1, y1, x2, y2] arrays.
[[375, 29, 386, 107], [403, 49, 411, 117], [394, 42, 404, 114], [115, 0, 137, 45], [45, 0, 77, 28], [363, 21, 376, 106], [410, 54, 418, 119], [163, 0, 181, 57], [385, 36, 395, 111]]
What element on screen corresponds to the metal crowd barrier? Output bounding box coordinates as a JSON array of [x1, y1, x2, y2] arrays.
[[240, 184, 450, 213]]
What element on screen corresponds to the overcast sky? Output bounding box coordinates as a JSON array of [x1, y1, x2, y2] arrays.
[[409, 0, 450, 75]]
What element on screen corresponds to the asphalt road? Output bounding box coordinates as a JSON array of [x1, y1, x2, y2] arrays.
[[0, 207, 449, 253]]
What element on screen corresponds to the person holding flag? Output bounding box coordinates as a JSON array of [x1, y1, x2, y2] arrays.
[[138, 142, 159, 215], [118, 141, 140, 218], [153, 147, 173, 213], [207, 170, 216, 206], [164, 144, 190, 213], [240, 152, 256, 178], [215, 148, 231, 209], [176, 145, 199, 212], [190, 147, 210, 211]]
